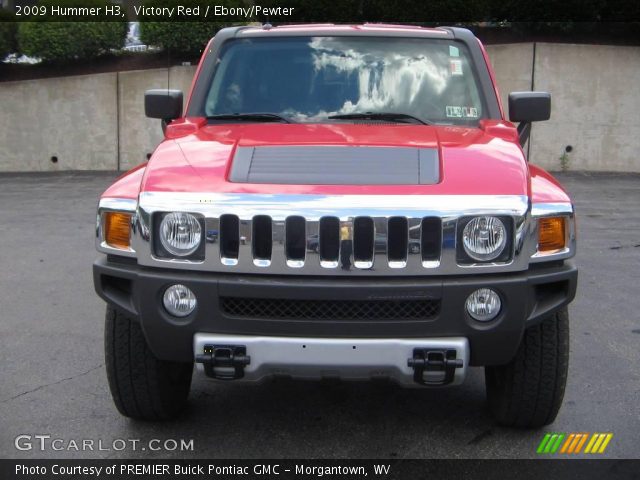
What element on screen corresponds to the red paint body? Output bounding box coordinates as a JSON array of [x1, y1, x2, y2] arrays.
[[102, 26, 571, 207]]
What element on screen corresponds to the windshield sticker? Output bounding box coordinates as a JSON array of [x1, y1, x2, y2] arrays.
[[449, 45, 460, 57], [464, 107, 478, 118], [446, 106, 478, 118], [450, 59, 463, 76]]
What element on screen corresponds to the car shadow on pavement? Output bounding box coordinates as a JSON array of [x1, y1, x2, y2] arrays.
[[118, 367, 528, 458]]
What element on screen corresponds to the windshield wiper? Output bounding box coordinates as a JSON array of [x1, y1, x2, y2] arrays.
[[207, 113, 294, 123], [327, 112, 432, 125]]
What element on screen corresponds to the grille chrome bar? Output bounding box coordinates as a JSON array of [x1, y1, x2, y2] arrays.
[[238, 218, 254, 269], [131, 192, 535, 276]]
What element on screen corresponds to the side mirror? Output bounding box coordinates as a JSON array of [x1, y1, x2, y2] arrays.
[[508, 92, 551, 148], [144, 89, 183, 121], [508, 92, 551, 123]]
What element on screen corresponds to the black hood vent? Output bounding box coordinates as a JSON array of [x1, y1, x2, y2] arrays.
[[229, 145, 440, 185]]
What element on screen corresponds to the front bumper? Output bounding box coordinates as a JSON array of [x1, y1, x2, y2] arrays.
[[93, 257, 577, 367], [93, 257, 577, 365]]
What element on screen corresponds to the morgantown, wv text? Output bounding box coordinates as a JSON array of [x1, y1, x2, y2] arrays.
[[16, 463, 391, 477]]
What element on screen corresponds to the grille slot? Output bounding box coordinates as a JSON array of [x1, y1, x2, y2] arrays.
[[220, 297, 441, 321], [220, 214, 239, 263], [353, 216, 374, 268], [421, 217, 442, 266], [252, 215, 272, 264], [319, 216, 340, 267], [388, 217, 408, 266], [285, 216, 306, 263]]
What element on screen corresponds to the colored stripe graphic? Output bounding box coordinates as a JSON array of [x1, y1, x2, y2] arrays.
[[585, 433, 614, 454], [573, 433, 589, 453], [550, 434, 565, 453], [537, 433, 566, 454], [597, 433, 613, 453], [537, 433, 612, 454], [544, 434, 558, 453], [537, 433, 552, 454], [560, 433, 575, 453]]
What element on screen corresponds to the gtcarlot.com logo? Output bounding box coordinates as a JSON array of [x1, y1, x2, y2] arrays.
[[537, 432, 613, 454], [14, 435, 194, 452]]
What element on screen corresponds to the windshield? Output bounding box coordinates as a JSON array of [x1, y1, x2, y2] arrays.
[[204, 36, 486, 125]]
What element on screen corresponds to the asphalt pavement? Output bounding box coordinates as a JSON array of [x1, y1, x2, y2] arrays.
[[0, 171, 638, 459]]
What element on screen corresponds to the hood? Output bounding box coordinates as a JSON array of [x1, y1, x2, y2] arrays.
[[140, 122, 529, 197]]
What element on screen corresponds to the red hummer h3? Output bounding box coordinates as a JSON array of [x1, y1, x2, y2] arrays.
[[94, 24, 577, 427]]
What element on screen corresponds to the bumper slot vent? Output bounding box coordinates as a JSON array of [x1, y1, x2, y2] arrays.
[[220, 296, 441, 321]]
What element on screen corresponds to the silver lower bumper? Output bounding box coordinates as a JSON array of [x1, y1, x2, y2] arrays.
[[193, 334, 469, 387]]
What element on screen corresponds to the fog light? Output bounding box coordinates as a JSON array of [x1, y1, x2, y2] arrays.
[[466, 288, 501, 322], [163, 284, 196, 317]]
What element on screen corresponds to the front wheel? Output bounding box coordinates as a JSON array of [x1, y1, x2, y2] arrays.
[[104, 306, 193, 420], [485, 307, 570, 428]]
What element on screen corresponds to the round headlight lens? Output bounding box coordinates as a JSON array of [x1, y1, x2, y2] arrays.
[[160, 212, 202, 256], [462, 216, 507, 261], [466, 288, 501, 322], [163, 284, 197, 317]]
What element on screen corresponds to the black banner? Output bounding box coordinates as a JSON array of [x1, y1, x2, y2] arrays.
[[1, 459, 639, 480], [3, 0, 640, 22]]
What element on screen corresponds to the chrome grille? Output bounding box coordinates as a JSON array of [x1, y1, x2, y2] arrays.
[[220, 296, 440, 321], [215, 214, 442, 271], [126, 192, 533, 276]]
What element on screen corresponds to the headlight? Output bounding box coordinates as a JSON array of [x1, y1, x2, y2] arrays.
[[462, 216, 507, 261], [159, 212, 202, 256]]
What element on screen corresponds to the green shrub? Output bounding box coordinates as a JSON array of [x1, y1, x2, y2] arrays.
[[17, 0, 127, 63], [0, 8, 18, 60], [139, 0, 247, 56]]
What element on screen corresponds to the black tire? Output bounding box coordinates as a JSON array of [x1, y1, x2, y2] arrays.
[[104, 306, 193, 420], [485, 307, 569, 428]]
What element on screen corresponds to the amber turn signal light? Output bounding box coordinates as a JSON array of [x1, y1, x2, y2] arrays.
[[538, 216, 566, 252], [104, 212, 132, 250]]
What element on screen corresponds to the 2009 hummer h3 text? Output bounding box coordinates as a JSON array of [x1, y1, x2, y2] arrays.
[[94, 24, 577, 427]]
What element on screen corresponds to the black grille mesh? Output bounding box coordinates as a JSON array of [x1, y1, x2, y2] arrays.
[[220, 297, 440, 321]]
